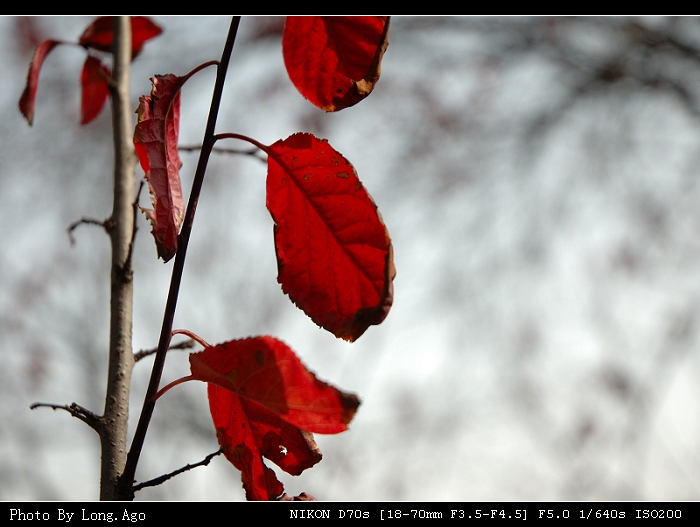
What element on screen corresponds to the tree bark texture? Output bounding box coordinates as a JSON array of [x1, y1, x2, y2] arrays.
[[101, 16, 136, 501]]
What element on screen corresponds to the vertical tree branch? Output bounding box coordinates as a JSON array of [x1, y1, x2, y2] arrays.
[[118, 16, 241, 500], [101, 16, 136, 501]]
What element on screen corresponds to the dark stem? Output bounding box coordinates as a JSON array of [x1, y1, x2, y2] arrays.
[[118, 16, 241, 500]]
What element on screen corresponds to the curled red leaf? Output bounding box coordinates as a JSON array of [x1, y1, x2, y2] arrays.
[[79, 16, 162, 58], [18, 39, 61, 125], [190, 336, 359, 500], [283, 16, 390, 111], [80, 56, 110, 125], [266, 133, 395, 341], [134, 74, 186, 262]]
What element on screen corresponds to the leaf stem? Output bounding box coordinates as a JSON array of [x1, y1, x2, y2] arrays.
[[216, 131, 302, 179], [214, 132, 272, 156], [171, 329, 211, 348], [152, 375, 196, 402], [214, 132, 292, 168], [118, 16, 241, 500]]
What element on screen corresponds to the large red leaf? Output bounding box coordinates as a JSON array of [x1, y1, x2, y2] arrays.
[[190, 336, 359, 500], [283, 16, 390, 112], [18, 39, 61, 125], [80, 56, 110, 125], [79, 16, 162, 58], [134, 74, 186, 262], [266, 133, 395, 341]]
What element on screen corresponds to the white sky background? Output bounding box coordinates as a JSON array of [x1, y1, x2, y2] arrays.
[[1, 16, 700, 501]]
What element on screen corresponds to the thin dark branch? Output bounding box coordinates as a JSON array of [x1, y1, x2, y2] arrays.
[[67, 218, 107, 245], [30, 402, 101, 432], [134, 339, 195, 362], [120, 17, 242, 500], [132, 449, 223, 493]]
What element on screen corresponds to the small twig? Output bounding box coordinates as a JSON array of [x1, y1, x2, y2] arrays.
[[179, 143, 267, 163], [125, 180, 144, 264], [132, 449, 223, 492], [67, 217, 108, 245], [30, 402, 102, 432], [134, 339, 195, 362]]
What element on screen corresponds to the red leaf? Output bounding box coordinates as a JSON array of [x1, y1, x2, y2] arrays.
[[79, 16, 162, 58], [266, 133, 395, 341], [209, 386, 317, 501], [18, 39, 61, 125], [190, 336, 359, 500], [134, 74, 186, 262], [80, 56, 110, 125], [191, 337, 359, 433], [283, 16, 390, 112], [20, 17, 160, 126]]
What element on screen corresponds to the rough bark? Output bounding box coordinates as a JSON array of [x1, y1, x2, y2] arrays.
[[100, 16, 136, 501]]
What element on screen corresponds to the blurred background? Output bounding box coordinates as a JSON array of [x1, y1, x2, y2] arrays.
[[1, 16, 700, 501]]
